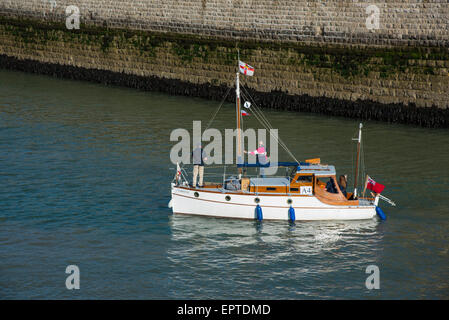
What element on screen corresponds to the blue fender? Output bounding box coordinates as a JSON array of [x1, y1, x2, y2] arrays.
[[256, 204, 263, 221], [376, 206, 386, 220], [288, 206, 296, 222]]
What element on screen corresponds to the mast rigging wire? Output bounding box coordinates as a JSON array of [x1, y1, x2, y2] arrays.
[[204, 86, 232, 131], [239, 86, 299, 163]]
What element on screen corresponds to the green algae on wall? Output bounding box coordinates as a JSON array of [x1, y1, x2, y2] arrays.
[[2, 16, 447, 73]]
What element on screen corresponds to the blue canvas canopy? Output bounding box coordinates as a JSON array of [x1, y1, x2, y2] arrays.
[[237, 161, 301, 168], [297, 164, 336, 176]]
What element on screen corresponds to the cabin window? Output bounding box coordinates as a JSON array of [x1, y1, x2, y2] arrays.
[[254, 197, 260, 204], [266, 187, 276, 191], [287, 199, 293, 205], [317, 177, 338, 194], [225, 196, 231, 201], [290, 188, 299, 191], [296, 175, 313, 183], [194, 192, 199, 198]]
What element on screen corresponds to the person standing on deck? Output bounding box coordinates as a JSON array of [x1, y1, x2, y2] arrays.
[[245, 141, 268, 178], [192, 143, 207, 188]]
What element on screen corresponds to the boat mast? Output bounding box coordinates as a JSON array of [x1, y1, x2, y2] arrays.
[[353, 123, 363, 198], [236, 52, 242, 172], [236, 72, 241, 151]]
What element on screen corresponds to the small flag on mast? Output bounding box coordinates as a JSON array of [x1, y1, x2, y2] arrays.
[[241, 110, 250, 116], [239, 61, 255, 76]]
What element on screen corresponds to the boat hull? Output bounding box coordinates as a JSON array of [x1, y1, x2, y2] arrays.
[[171, 186, 376, 221]]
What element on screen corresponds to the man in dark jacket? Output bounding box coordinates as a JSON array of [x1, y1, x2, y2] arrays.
[[192, 144, 207, 187], [338, 175, 348, 198], [326, 177, 338, 194]]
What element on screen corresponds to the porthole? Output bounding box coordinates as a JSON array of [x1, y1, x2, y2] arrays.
[[225, 195, 231, 201], [194, 192, 199, 198], [254, 197, 260, 204], [287, 199, 293, 205]]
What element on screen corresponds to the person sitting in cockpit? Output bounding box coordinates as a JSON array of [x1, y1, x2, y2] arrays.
[[338, 175, 348, 197]]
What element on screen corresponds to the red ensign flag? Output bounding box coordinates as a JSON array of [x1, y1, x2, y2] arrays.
[[366, 176, 385, 194]]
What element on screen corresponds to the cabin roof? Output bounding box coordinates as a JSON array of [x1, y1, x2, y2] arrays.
[[249, 177, 290, 187], [297, 164, 336, 176]]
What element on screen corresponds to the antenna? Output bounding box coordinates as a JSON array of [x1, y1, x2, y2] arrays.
[[352, 123, 363, 198]]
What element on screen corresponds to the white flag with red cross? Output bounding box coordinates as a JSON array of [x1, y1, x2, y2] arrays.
[[239, 61, 255, 76]]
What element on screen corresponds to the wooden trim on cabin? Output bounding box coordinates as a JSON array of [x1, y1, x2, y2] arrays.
[[174, 185, 311, 197], [291, 172, 314, 184], [200, 184, 222, 189], [314, 176, 360, 206]]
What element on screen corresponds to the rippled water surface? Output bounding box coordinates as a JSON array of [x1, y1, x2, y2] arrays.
[[0, 69, 448, 299]]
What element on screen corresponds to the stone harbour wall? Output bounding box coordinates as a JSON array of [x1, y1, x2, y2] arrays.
[[0, 1, 448, 127], [1, 0, 448, 46]]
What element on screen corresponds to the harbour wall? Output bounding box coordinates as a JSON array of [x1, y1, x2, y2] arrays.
[[0, 1, 448, 127]]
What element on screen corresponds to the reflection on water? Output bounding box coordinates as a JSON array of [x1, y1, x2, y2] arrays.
[[167, 215, 383, 299], [170, 215, 380, 254]]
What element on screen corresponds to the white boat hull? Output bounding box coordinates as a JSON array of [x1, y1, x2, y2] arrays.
[[171, 185, 377, 221]]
